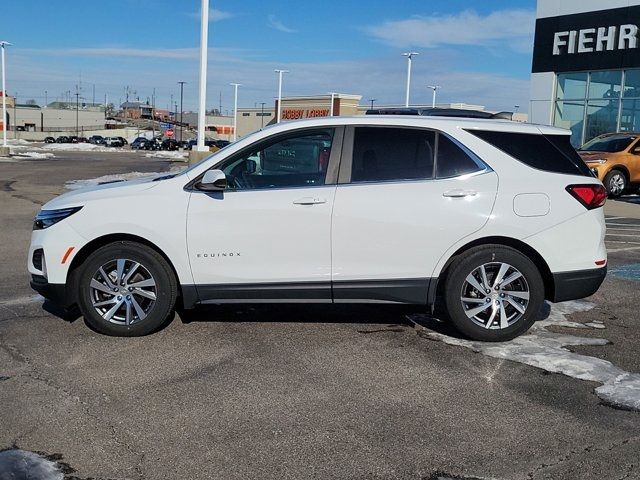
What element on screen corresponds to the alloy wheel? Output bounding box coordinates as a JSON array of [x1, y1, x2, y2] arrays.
[[460, 262, 530, 330], [609, 173, 625, 196], [89, 258, 157, 326]]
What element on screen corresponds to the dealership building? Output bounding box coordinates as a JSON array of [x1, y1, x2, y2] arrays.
[[531, 0, 640, 146]]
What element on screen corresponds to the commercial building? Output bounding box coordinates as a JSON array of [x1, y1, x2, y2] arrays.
[[530, 0, 640, 146]]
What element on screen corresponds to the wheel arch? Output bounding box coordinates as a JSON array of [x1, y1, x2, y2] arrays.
[[605, 165, 630, 182], [66, 233, 194, 308], [428, 236, 554, 307]]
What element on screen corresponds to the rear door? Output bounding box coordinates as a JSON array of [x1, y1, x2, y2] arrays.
[[331, 126, 498, 303]]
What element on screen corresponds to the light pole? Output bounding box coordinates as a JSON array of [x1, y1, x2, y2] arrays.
[[44, 90, 47, 107], [427, 85, 441, 108], [75, 86, 79, 137], [274, 69, 289, 122], [195, 0, 210, 152], [177, 81, 186, 143], [260, 102, 266, 128], [230, 83, 241, 141], [329, 92, 337, 117], [402, 52, 419, 107], [1, 41, 12, 147], [368, 98, 376, 110]]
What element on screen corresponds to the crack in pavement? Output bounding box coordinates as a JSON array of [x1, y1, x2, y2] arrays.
[[0, 335, 146, 479]]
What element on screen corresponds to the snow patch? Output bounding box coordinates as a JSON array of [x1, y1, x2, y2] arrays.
[[14, 151, 55, 159], [144, 150, 188, 160], [41, 143, 114, 152], [409, 301, 640, 411], [0, 449, 64, 480]]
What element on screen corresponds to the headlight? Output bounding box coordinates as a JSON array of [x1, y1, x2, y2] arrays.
[[34, 207, 82, 230], [586, 158, 607, 164]]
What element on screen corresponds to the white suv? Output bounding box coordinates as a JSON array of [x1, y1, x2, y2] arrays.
[[28, 116, 607, 341]]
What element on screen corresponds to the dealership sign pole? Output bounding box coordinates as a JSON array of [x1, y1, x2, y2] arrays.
[[0, 41, 11, 148], [194, 0, 209, 152], [402, 52, 419, 107], [230, 83, 241, 141]]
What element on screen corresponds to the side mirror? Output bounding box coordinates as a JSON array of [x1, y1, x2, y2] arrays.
[[632, 147, 640, 155], [197, 169, 227, 191]]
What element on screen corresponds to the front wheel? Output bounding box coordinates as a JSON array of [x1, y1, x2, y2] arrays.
[[443, 245, 544, 342], [77, 241, 177, 336], [604, 169, 627, 198]]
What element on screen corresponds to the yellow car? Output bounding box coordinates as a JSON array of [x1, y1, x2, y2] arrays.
[[578, 133, 640, 198]]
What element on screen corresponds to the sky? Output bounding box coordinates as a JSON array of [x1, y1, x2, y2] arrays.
[[1, 0, 537, 113]]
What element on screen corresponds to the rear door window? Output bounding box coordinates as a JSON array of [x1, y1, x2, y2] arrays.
[[351, 127, 436, 182], [436, 135, 484, 178]]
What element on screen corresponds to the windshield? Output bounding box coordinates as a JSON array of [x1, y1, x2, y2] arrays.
[[579, 136, 635, 153]]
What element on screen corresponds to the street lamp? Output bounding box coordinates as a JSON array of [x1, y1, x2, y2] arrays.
[[177, 81, 186, 143], [1, 41, 12, 148], [402, 52, 419, 107], [195, 0, 210, 152], [368, 98, 377, 110], [260, 102, 266, 128], [427, 85, 441, 108], [274, 69, 289, 122], [230, 83, 241, 141]]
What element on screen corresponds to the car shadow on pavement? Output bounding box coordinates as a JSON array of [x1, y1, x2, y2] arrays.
[[176, 303, 421, 327]]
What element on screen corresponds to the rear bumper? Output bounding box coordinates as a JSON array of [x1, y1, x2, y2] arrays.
[[551, 266, 607, 303], [30, 275, 72, 307]]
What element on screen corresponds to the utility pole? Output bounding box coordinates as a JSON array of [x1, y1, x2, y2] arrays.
[[230, 83, 241, 141], [260, 102, 266, 128], [402, 52, 419, 107], [1, 41, 11, 148], [177, 81, 186, 143], [75, 86, 79, 137], [274, 69, 289, 123]]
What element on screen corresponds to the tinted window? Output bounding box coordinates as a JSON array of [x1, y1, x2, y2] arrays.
[[351, 127, 435, 182], [578, 135, 635, 153], [436, 135, 482, 178], [219, 130, 333, 190], [467, 130, 592, 177]]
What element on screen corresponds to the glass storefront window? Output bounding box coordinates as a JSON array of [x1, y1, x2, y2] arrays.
[[588, 71, 622, 100], [623, 69, 640, 98], [584, 100, 619, 141], [556, 72, 588, 100], [554, 101, 585, 147], [620, 98, 640, 132]]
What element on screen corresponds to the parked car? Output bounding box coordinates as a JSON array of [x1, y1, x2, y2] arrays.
[[160, 139, 179, 151], [130, 137, 149, 150], [44, 136, 55, 144], [55, 136, 70, 143], [77, 137, 88, 143], [69, 136, 79, 143], [115, 136, 128, 145], [577, 133, 640, 197], [28, 116, 607, 340], [104, 137, 125, 148], [88, 135, 105, 145]]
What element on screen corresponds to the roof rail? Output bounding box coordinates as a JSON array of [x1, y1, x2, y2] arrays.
[[365, 107, 514, 120]]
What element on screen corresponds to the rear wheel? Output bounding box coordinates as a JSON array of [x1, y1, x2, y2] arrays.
[[77, 241, 177, 336], [604, 169, 627, 198], [443, 245, 544, 342]]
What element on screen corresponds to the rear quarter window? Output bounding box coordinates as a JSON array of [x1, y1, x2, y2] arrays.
[[466, 130, 592, 177]]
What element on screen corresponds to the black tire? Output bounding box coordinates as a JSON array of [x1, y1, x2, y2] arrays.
[[604, 169, 627, 198], [77, 241, 177, 336], [443, 245, 544, 342]]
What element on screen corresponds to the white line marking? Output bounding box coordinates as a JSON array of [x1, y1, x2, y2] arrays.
[[606, 233, 640, 237], [606, 223, 640, 226], [605, 240, 640, 245], [608, 246, 640, 252], [605, 216, 626, 220]]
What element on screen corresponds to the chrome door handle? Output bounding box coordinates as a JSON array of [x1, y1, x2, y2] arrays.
[[442, 189, 477, 198], [293, 197, 327, 205]]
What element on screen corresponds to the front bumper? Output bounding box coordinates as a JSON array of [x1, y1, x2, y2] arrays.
[[30, 274, 73, 308], [551, 266, 607, 303]]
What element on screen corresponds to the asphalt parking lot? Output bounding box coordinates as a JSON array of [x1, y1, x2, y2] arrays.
[[1, 151, 640, 480]]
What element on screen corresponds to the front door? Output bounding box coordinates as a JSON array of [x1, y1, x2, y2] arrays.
[[331, 126, 498, 304], [186, 127, 342, 303]]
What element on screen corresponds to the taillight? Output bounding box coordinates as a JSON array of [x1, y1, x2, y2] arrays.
[[566, 184, 607, 210]]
